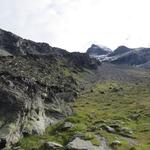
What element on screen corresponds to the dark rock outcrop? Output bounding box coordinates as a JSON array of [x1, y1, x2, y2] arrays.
[[0, 57, 78, 147], [0, 28, 68, 56], [63, 52, 101, 69]]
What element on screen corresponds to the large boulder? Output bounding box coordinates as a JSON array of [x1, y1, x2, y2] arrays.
[[66, 137, 99, 150]]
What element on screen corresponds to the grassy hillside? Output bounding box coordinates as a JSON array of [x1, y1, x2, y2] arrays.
[[17, 64, 150, 150], [72, 81, 150, 150]]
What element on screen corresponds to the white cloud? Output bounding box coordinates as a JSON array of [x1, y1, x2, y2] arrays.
[[0, 0, 150, 52]]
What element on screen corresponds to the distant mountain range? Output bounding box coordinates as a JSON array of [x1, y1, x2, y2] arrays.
[[86, 44, 150, 69]]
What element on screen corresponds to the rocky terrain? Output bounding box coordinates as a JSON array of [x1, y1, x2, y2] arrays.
[[0, 29, 150, 150], [0, 29, 100, 149]]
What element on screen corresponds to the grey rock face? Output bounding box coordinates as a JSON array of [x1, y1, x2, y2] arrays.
[[0, 72, 46, 146], [0, 70, 77, 147]]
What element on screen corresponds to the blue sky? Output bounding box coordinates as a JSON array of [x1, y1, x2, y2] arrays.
[[1, 0, 150, 52]]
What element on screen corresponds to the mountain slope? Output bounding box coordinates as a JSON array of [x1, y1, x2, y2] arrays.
[[0, 28, 66, 56], [138, 60, 150, 69], [111, 48, 150, 65], [108, 46, 132, 57], [20, 62, 150, 150], [0, 29, 100, 149]]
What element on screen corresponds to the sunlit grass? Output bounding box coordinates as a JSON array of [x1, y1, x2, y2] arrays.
[[20, 81, 150, 150]]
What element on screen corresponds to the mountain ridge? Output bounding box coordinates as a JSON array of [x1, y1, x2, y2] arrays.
[[0, 28, 67, 56], [87, 44, 112, 56], [87, 44, 150, 68]]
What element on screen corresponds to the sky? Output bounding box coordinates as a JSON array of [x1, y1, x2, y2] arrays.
[[0, 0, 150, 52]]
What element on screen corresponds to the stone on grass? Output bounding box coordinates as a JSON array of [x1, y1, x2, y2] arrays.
[[102, 125, 116, 133], [44, 141, 63, 150], [66, 137, 99, 150], [111, 140, 121, 148], [61, 122, 74, 131]]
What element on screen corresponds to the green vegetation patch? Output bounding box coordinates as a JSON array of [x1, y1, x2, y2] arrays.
[[19, 80, 150, 150]]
